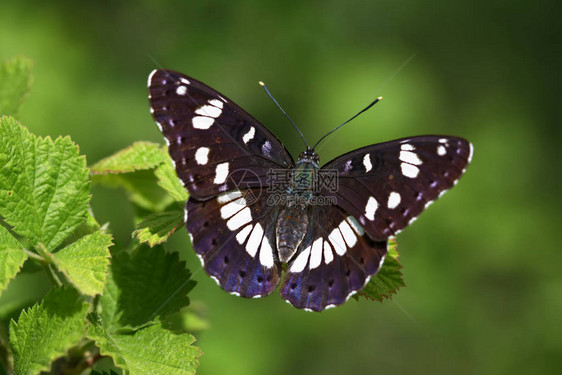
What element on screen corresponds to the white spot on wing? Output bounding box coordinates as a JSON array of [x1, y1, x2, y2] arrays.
[[259, 236, 275, 268], [388, 192, 401, 209], [147, 70, 158, 88], [323, 241, 334, 264], [217, 190, 242, 204], [401, 143, 415, 151], [192, 116, 214, 129], [339, 220, 357, 248], [290, 246, 311, 273], [214, 162, 229, 184], [220, 197, 245, 219], [243, 126, 255, 144], [439, 138, 448, 144], [195, 104, 221, 118], [468, 142, 474, 163], [180, 77, 190, 84], [378, 254, 386, 269], [236, 224, 253, 244], [208, 98, 224, 109], [308, 238, 324, 269], [346, 215, 365, 236], [196, 253, 205, 267], [176, 85, 188, 95], [345, 291, 357, 302], [363, 154, 372, 172], [401, 163, 419, 178], [246, 223, 264, 257], [195, 147, 209, 165], [328, 228, 347, 256], [210, 276, 220, 286], [261, 141, 272, 156], [227, 207, 252, 231], [437, 145, 447, 156], [364, 196, 378, 221], [344, 160, 352, 172], [399, 150, 422, 165]]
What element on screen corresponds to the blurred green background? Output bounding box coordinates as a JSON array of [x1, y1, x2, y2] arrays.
[[1, 0, 560, 374]]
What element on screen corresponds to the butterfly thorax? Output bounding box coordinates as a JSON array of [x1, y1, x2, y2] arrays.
[[275, 150, 319, 263]]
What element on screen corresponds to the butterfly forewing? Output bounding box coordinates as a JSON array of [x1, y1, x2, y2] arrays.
[[148, 69, 294, 200], [321, 136, 473, 240]]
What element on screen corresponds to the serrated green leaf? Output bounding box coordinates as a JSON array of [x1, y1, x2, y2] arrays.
[[9, 287, 89, 374], [51, 231, 112, 297], [88, 316, 201, 375], [133, 211, 184, 247], [101, 247, 195, 330], [0, 57, 33, 116], [90, 142, 166, 175], [59, 210, 102, 249], [356, 238, 404, 302], [155, 158, 188, 202], [92, 170, 174, 211], [0, 117, 90, 251], [0, 226, 27, 296]]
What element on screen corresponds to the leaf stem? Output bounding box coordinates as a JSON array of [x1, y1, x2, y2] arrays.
[[22, 247, 45, 262], [45, 264, 63, 287]]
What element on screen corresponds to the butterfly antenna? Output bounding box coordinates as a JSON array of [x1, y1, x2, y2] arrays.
[[312, 96, 383, 150], [259, 81, 309, 149]]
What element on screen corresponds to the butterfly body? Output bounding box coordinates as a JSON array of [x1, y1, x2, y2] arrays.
[[148, 69, 473, 312]]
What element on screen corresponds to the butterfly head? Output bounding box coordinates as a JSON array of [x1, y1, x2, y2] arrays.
[[297, 148, 320, 167]]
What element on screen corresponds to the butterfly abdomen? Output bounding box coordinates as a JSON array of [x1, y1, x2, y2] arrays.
[[275, 155, 321, 262], [276, 206, 309, 263]]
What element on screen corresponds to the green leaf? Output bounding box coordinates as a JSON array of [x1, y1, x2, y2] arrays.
[[51, 231, 113, 297], [101, 247, 195, 330], [0, 117, 90, 251], [0, 226, 27, 296], [133, 211, 184, 247], [154, 158, 188, 202], [9, 287, 89, 374], [59, 210, 102, 249], [356, 238, 404, 302], [88, 317, 201, 375], [92, 170, 174, 211], [0, 57, 33, 116], [90, 142, 167, 175]]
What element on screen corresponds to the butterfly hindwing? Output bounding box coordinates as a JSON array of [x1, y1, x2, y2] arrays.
[[280, 204, 387, 311], [186, 188, 282, 297], [321, 136, 473, 240], [148, 69, 294, 200]]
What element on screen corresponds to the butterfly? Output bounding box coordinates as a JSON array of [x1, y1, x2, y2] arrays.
[[147, 69, 473, 312]]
